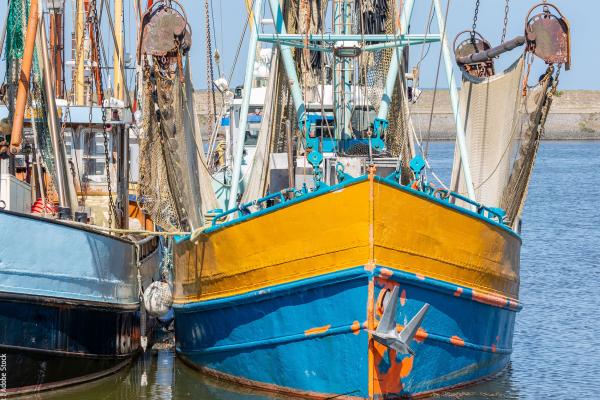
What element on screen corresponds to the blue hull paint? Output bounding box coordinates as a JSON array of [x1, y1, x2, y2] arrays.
[[0, 210, 158, 305], [174, 267, 518, 398], [0, 210, 159, 394]]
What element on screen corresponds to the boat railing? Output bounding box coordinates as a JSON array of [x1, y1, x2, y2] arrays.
[[208, 177, 506, 228], [210, 188, 297, 226], [421, 183, 506, 225]]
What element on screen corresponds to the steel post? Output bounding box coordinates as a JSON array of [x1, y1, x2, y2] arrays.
[[433, 0, 476, 201], [376, 0, 416, 122], [40, 13, 77, 213], [227, 0, 264, 210], [266, 0, 306, 124]]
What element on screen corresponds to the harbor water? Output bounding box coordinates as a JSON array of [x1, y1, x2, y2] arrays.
[[24, 141, 600, 400]]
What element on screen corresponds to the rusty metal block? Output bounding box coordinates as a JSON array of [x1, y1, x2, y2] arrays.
[[453, 30, 495, 78], [526, 3, 570, 69], [141, 2, 191, 58]]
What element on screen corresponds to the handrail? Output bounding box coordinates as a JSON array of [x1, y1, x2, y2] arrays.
[[211, 188, 297, 226], [425, 184, 505, 224], [208, 176, 506, 229]]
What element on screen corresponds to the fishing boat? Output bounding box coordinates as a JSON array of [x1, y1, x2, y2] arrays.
[[137, 0, 570, 398], [0, 0, 161, 395]]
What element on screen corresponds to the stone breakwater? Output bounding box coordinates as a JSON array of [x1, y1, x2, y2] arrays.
[[409, 90, 600, 140], [193, 90, 600, 140]]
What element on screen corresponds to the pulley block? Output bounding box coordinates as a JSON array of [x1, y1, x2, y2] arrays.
[[453, 30, 495, 78], [525, 3, 570, 69], [140, 0, 191, 58]]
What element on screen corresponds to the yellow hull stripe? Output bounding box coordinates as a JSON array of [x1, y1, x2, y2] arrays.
[[173, 179, 520, 303]]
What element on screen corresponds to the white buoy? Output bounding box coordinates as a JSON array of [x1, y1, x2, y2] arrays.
[[143, 281, 173, 317]]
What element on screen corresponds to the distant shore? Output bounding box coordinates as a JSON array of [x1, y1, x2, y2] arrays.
[[194, 89, 600, 140], [409, 90, 600, 140]]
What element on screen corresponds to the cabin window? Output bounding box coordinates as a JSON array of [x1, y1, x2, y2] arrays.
[[309, 118, 335, 138], [63, 130, 74, 155], [81, 129, 111, 183]]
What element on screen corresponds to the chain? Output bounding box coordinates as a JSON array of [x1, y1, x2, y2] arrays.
[[102, 108, 117, 228], [204, 0, 217, 134], [90, 0, 117, 228], [550, 64, 562, 97], [470, 0, 480, 43], [501, 0, 510, 44]]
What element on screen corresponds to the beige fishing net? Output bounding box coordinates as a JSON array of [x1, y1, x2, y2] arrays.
[[450, 57, 555, 228]]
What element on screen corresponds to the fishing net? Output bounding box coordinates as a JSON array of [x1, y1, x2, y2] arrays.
[[6, 0, 27, 61], [138, 57, 217, 232], [450, 57, 555, 228], [451, 58, 525, 208], [138, 63, 185, 232], [499, 67, 555, 228]]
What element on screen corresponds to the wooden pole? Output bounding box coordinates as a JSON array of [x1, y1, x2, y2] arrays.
[[75, 0, 85, 105], [85, 0, 103, 104], [9, 0, 39, 155], [113, 0, 124, 101], [49, 2, 64, 98], [40, 13, 76, 214]]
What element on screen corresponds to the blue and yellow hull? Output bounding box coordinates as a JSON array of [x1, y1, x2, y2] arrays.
[[173, 174, 521, 398]]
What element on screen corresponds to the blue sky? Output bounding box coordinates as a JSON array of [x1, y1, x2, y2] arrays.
[[184, 0, 597, 90], [0, 0, 596, 91]]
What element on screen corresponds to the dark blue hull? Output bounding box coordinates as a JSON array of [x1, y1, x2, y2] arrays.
[[0, 293, 142, 395]]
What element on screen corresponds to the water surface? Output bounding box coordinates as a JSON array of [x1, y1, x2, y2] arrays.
[[26, 141, 600, 399]]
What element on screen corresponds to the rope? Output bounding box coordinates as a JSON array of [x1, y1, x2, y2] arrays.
[[62, 219, 194, 237]]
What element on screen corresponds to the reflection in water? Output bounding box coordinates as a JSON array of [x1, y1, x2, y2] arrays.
[[19, 142, 600, 399], [26, 349, 276, 400]]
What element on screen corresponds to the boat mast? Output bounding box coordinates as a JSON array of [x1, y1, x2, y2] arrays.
[[335, 0, 353, 138], [40, 10, 77, 216], [9, 0, 38, 155], [49, 0, 65, 99], [113, 0, 124, 102], [115, 0, 128, 229], [75, 0, 85, 104]]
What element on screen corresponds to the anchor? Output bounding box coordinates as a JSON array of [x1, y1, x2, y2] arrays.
[[368, 286, 429, 355]]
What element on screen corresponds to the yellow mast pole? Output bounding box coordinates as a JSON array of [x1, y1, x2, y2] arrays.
[[75, 0, 85, 105], [113, 0, 124, 101], [245, 0, 254, 30], [9, 0, 39, 154]]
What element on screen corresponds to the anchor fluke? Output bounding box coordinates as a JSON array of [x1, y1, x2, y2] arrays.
[[369, 286, 430, 355]]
